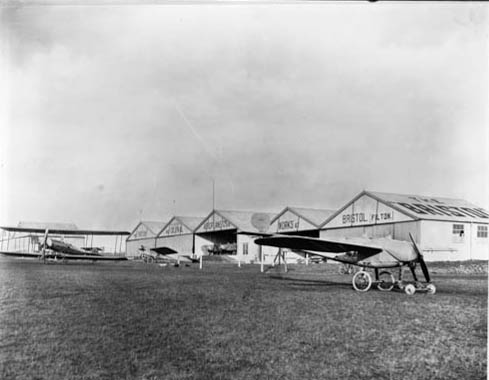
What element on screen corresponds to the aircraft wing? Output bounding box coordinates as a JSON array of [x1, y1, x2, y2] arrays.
[[255, 235, 383, 257], [0, 226, 130, 236], [150, 247, 179, 255], [0, 251, 127, 261], [54, 254, 127, 261]]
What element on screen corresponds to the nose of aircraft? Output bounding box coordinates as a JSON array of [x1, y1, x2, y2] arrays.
[[409, 233, 430, 283]]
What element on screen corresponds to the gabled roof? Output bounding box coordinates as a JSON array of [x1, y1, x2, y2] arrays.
[[366, 191, 489, 223], [176, 216, 205, 231], [272, 207, 336, 228], [157, 216, 205, 237], [142, 221, 168, 235], [195, 210, 277, 233], [219, 210, 276, 232], [128, 221, 168, 240], [321, 190, 489, 227]]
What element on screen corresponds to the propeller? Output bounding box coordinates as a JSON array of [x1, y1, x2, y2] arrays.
[[409, 233, 430, 283]]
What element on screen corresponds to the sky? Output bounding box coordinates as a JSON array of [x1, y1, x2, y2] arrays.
[[0, 2, 488, 230]]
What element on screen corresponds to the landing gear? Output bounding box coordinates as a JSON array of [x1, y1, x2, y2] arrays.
[[339, 263, 355, 275], [404, 284, 416, 295], [377, 271, 395, 292], [426, 284, 437, 294], [350, 267, 436, 295], [352, 271, 372, 292]]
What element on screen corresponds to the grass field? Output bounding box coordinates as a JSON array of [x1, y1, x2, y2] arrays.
[[0, 257, 486, 380]]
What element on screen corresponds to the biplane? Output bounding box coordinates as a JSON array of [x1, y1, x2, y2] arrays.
[[0, 225, 129, 262], [255, 233, 436, 295]]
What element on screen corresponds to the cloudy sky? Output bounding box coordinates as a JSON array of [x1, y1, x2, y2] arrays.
[[0, 2, 487, 230]]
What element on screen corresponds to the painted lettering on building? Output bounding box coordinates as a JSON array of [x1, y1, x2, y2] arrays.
[[341, 212, 393, 225], [203, 219, 233, 231], [134, 230, 147, 238], [277, 220, 300, 231], [342, 213, 367, 224], [164, 224, 184, 236]]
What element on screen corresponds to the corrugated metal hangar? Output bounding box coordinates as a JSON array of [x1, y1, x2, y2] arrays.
[[126, 221, 167, 259], [320, 191, 489, 261]]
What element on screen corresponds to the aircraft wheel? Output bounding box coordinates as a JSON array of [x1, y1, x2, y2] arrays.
[[377, 271, 395, 292], [426, 284, 436, 295], [404, 284, 416, 295], [352, 271, 372, 292]]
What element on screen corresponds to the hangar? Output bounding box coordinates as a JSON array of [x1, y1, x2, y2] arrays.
[[320, 191, 489, 261], [155, 216, 204, 256], [126, 221, 167, 259], [194, 210, 276, 264], [263, 207, 336, 263]]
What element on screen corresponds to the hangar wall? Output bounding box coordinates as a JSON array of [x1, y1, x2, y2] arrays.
[[321, 221, 420, 241], [126, 238, 156, 259], [321, 191, 489, 261], [126, 221, 166, 259], [420, 220, 488, 261], [155, 217, 203, 255], [155, 234, 193, 254]]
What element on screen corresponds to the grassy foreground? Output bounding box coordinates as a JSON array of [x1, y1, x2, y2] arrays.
[[0, 257, 486, 380]]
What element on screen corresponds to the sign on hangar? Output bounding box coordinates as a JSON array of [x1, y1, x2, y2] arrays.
[[271, 207, 335, 236], [155, 216, 204, 255], [320, 190, 488, 261], [323, 190, 489, 229]]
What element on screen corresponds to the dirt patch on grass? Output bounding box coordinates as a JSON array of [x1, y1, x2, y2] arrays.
[[429, 260, 488, 274]]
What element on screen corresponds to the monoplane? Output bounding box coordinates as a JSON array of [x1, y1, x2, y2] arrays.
[[255, 233, 435, 295], [140, 246, 199, 265]]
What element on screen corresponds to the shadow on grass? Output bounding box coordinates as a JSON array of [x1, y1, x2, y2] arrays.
[[268, 275, 352, 289]]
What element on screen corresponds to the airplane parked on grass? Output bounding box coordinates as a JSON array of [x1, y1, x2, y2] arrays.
[[139, 246, 199, 265], [0, 226, 129, 262], [255, 233, 436, 295]]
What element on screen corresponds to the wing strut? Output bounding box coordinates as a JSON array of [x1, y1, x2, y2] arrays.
[[41, 229, 49, 264], [272, 248, 288, 273]]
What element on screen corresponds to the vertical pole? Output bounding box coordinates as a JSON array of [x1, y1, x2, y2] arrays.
[[114, 235, 118, 255], [260, 246, 264, 273], [42, 229, 48, 264], [6, 231, 10, 251], [212, 178, 215, 210], [306, 253, 309, 266], [283, 251, 288, 273], [199, 254, 203, 270]]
